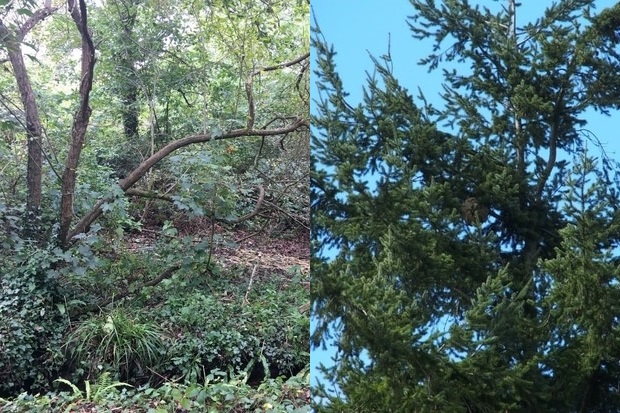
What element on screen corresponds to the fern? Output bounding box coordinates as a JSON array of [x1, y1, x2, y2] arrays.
[[54, 372, 133, 403], [54, 378, 82, 400]]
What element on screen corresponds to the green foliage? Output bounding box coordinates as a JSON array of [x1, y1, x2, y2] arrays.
[[0, 228, 308, 405], [0, 270, 67, 394], [166, 148, 239, 220], [64, 307, 165, 381], [0, 0, 308, 405], [312, 1, 620, 411], [21, 230, 309, 394], [155, 274, 309, 384], [0, 368, 310, 412], [538, 152, 620, 411], [0, 203, 23, 249], [54, 372, 133, 404]]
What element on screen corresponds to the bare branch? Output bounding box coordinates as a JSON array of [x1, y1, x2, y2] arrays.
[[77, 263, 183, 315], [221, 185, 265, 224], [17, 5, 59, 40], [245, 53, 310, 130], [262, 198, 310, 231], [65, 118, 308, 244], [255, 52, 310, 74]]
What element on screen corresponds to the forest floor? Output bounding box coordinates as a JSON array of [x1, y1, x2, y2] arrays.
[[0, 215, 311, 412], [125, 215, 310, 278]]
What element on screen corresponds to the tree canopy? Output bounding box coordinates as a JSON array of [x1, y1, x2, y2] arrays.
[[1, 0, 309, 247], [0, 0, 310, 403], [311, 1, 620, 411]]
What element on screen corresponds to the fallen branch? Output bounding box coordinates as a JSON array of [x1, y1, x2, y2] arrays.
[[126, 185, 266, 225], [75, 262, 182, 316], [66, 118, 307, 246], [243, 262, 259, 306], [222, 185, 265, 224], [262, 198, 310, 230]]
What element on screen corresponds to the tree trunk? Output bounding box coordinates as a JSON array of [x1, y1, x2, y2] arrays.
[[58, 0, 97, 247], [116, 0, 140, 140], [0, 6, 57, 239], [10, 48, 43, 235]]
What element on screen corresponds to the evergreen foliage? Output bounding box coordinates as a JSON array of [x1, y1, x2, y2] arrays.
[[311, 1, 620, 411]]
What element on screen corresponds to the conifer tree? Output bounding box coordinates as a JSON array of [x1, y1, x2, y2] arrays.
[[312, 1, 620, 411]]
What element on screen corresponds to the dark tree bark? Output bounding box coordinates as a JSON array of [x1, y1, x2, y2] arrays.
[[113, 0, 140, 140], [0, 4, 57, 238], [11, 48, 42, 227], [58, 0, 97, 247]]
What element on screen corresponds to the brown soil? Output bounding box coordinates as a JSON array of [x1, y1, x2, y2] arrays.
[[125, 215, 310, 278]]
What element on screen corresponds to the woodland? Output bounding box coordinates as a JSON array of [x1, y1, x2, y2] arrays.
[[312, 0, 620, 412], [0, 0, 310, 411]]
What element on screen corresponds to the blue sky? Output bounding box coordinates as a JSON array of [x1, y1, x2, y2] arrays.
[[311, 0, 620, 392]]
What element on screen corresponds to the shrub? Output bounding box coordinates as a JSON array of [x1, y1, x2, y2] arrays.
[[64, 307, 165, 382], [0, 367, 310, 412], [156, 276, 310, 383], [0, 269, 67, 395]]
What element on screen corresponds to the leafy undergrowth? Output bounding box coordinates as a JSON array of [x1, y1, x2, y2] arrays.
[[0, 229, 310, 411], [0, 367, 310, 412]]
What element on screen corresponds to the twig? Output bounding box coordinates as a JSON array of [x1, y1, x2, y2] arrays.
[[298, 302, 310, 314], [146, 366, 180, 385], [256, 53, 310, 74], [243, 263, 259, 306], [222, 185, 265, 224], [235, 229, 264, 244], [262, 198, 310, 230]]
